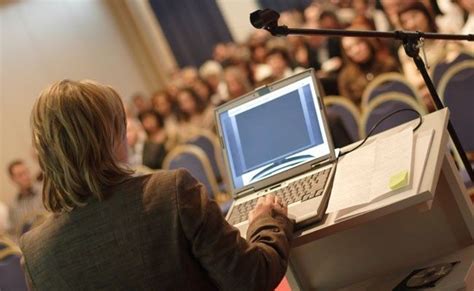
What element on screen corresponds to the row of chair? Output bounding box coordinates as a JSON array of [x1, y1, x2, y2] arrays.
[[326, 56, 473, 143], [140, 57, 473, 213], [325, 93, 426, 143], [327, 56, 474, 197]]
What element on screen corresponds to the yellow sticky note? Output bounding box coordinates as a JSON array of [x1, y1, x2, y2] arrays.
[[389, 170, 409, 190]]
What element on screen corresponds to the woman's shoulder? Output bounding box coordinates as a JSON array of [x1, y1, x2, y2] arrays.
[[125, 170, 179, 197]]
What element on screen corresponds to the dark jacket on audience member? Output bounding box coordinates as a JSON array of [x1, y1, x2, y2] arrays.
[[19, 169, 293, 290]]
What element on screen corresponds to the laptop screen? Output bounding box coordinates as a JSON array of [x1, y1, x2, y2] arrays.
[[218, 74, 332, 189]]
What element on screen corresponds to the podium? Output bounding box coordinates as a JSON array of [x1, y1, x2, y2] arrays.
[[287, 108, 474, 290]]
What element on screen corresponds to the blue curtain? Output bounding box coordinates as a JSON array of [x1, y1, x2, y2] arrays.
[[149, 0, 233, 68], [257, 0, 312, 12]]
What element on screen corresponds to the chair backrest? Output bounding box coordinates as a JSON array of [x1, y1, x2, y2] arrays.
[[184, 129, 231, 192], [361, 72, 421, 108], [184, 130, 221, 176], [324, 96, 361, 142], [0, 255, 28, 291], [162, 145, 220, 199], [438, 60, 474, 151], [0, 237, 27, 291], [360, 93, 427, 137], [432, 50, 474, 87]]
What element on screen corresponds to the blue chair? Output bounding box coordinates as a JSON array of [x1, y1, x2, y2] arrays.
[[324, 96, 361, 142], [361, 73, 422, 109], [360, 93, 427, 137], [438, 60, 474, 153], [163, 145, 232, 214], [432, 51, 474, 88], [184, 130, 231, 190], [186, 135, 221, 178], [0, 255, 28, 291], [0, 238, 27, 291]]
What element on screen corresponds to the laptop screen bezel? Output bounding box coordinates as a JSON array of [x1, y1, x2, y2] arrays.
[[215, 69, 336, 197]]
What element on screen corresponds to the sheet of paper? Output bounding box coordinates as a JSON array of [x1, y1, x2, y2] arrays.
[[333, 128, 434, 221], [326, 126, 414, 213], [369, 126, 414, 201], [326, 139, 376, 212]]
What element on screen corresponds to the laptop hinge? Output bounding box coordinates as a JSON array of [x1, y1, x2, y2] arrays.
[[236, 187, 255, 198], [311, 158, 333, 169]]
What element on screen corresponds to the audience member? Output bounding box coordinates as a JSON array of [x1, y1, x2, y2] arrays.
[[199, 60, 228, 104], [176, 88, 215, 138], [265, 48, 296, 80], [21, 79, 293, 290], [213, 42, 232, 67], [192, 77, 215, 105], [138, 110, 169, 169], [397, 2, 449, 111], [131, 93, 151, 116], [379, 0, 417, 30], [338, 32, 399, 106], [223, 66, 252, 100], [7, 160, 45, 237], [151, 90, 179, 136], [314, 9, 344, 92], [126, 117, 146, 168], [181, 67, 199, 86]]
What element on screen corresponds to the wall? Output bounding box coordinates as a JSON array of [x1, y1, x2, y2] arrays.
[[0, 0, 151, 206], [216, 0, 260, 43]]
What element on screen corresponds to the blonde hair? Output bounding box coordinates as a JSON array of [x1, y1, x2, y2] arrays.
[[31, 80, 132, 213]]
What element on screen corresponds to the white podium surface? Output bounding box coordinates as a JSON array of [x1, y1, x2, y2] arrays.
[[287, 109, 474, 290]]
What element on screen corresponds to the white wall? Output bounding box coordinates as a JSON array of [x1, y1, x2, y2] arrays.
[[216, 0, 260, 43], [0, 0, 150, 205]]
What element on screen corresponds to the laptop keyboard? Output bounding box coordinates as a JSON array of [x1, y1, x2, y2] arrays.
[[228, 167, 332, 225]]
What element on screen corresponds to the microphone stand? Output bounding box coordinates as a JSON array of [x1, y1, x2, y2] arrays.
[[250, 9, 474, 182]]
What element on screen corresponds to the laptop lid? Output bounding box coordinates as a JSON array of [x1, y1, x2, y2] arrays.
[[215, 69, 336, 197]]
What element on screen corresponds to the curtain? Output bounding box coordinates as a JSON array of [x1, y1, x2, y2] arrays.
[[257, 0, 312, 12], [149, 0, 233, 68]]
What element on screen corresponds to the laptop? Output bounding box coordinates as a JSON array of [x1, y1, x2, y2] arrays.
[[215, 69, 337, 236]]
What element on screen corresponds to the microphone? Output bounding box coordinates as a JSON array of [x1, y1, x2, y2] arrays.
[[250, 9, 281, 31]]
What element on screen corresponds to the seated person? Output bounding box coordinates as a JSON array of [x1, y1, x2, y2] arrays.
[[397, 2, 455, 111], [21, 79, 293, 290], [338, 29, 400, 107], [223, 66, 252, 101], [176, 88, 215, 138], [6, 160, 45, 238], [138, 110, 168, 170]]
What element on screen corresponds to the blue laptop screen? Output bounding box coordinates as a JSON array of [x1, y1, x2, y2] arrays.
[[219, 76, 331, 189]]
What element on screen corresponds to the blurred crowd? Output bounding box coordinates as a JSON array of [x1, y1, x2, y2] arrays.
[[124, 0, 472, 169], [3, 0, 473, 241]]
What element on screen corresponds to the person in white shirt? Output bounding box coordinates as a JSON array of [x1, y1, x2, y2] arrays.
[[7, 160, 45, 237]]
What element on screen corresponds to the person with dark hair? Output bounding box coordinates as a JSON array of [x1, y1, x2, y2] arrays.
[[265, 47, 297, 80], [21, 79, 293, 290], [192, 77, 215, 105], [397, 1, 451, 111], [338, 28, 400, 106], [131, 93, 151, 117], [150, 90, 179, 144], [138, 110, 168, 169], [315, 10, 343, 73], [176, 87, 216, 138]]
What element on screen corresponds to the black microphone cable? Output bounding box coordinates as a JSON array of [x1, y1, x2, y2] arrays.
[[339, 108, 423, 158]]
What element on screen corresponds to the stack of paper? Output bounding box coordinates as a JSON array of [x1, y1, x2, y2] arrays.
[[327, 126, 417, 220]]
